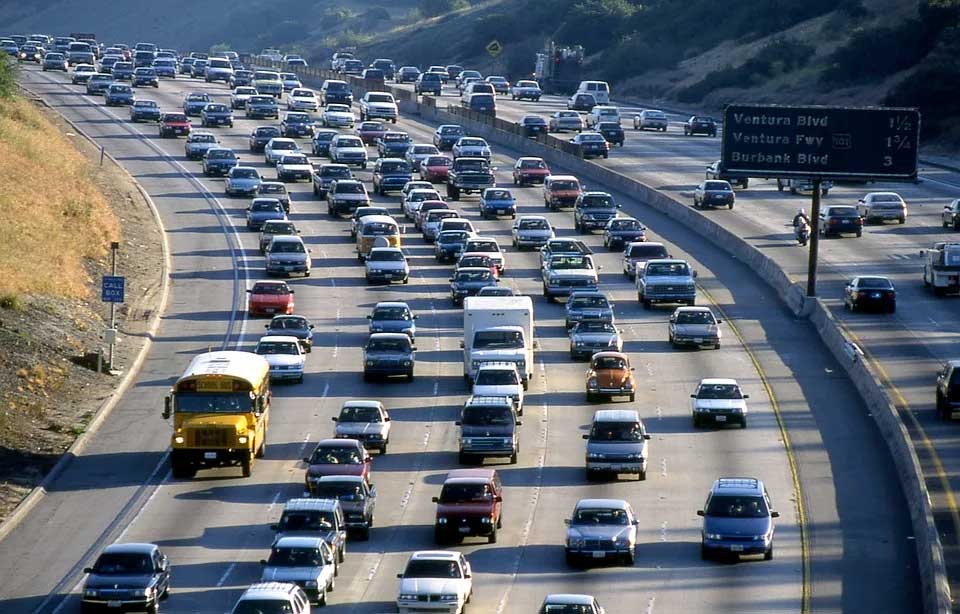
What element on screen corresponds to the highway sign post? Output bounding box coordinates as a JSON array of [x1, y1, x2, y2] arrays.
[[719, 104, 920, 297], [101, 242, 123, 373]]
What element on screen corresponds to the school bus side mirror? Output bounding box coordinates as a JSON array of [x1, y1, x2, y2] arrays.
[[162, 396, 172, 420]]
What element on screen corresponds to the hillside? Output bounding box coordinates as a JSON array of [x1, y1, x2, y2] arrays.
[[352, 0, 960, 142], [0, 0, 417, 53]]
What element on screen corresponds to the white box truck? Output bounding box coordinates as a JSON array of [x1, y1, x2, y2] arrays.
[[462, 296, 534, 388]]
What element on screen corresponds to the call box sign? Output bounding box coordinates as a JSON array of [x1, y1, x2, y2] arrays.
[[720, 104, 920, 182]]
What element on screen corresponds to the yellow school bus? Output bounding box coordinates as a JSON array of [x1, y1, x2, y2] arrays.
[[162, 351, 271, 478]]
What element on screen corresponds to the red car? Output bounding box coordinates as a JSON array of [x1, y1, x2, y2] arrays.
[[432, 468, 504, 544], [513, 157, 551, 186], [247, 280, 295, 317], [419, 155, 453, 183], [158, 112, 191, 138], [355, 121, 388, 145], [304, 438, 372, 492]]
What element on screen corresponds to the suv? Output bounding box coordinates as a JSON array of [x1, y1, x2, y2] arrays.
[[271, 498, 348, 566], [231, 582, 311, 614], [320, 79, 353, 106], [574, 192, 620, 233], [565, 498, 638, 567], [583, 409, 649, 480], [446, 157, 496, 201], [698, 477, 779, 560], [396, 551, 473, 614], [432, 468, 504, 544], [259, 537, 336, 605], [457, 396, 522, 464], [936, 360, 960, 420], [372, 158, 414, 195]]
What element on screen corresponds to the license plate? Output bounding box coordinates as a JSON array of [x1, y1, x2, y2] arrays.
[[284, 266, 296, 271], [694, 338, 703, 344], [204, 452, 217, 459], [729, 545, 744, 552], [609, 465, 623, 472], [265, 308, 275, 313], [871, 293, 880, 298], [107, 601, 122, 608], [458, 527, 471, 533], [715, 415, 726, 422], [592, 551, 605, 558]]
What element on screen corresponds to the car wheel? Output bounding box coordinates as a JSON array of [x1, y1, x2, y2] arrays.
[[458, 452, 468, 465], [764, 546, 773, 561], [642, 299, 651, 310], [241, 456, 251, 478], [638, 469, 646, 481], [741, 417, 748, 429], [701, 544, 710, 560], [488, 529, 498, 544]]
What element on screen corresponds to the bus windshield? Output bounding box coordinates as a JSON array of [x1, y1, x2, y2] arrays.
[[175, 391, 253, 413]]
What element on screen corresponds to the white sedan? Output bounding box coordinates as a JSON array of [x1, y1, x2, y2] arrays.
[[396, 551, 472, 614], [254, 335, 305, 383], [323, 103, 356, 128], [287, 87, 319, 112]]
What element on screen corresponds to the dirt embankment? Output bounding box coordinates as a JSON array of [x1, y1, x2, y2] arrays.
[[0, 93, 164, 523]]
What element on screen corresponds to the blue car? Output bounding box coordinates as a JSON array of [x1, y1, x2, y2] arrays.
[[182, 92, 211, 116], [246, 198, 287, 230], [132, 67, 158, 88], [200, 103, 234, 128], [479, 188, 517, 219], [699, 477, 779, 561], [367, 301, 417, 340], [104, 83, 134, 106], [372, 158, 413, 195]]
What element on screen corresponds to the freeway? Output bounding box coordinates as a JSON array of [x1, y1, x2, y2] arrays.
[[0, 64, 917, 613], [455, 84, 960, 598]]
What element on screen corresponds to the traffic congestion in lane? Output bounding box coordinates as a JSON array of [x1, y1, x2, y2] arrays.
[[0, 40, 920, 614]]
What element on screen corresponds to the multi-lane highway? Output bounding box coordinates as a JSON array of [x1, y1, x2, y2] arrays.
[[0, 63, 921, 613]]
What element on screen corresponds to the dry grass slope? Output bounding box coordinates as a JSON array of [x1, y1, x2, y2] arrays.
[[0, 97, 119, 299]]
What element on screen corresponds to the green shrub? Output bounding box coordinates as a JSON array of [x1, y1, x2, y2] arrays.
[[0, 293, 24, 311], [0, 58, 16, 99], [820, 19, 937, 86]]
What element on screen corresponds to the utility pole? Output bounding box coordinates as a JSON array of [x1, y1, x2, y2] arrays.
[[806, 179, 822, 297]]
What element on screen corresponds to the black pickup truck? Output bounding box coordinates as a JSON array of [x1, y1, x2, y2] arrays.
[[446, 157, 495, 201]]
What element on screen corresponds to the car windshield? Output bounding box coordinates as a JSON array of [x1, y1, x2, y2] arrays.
[[93, 552, 153, 574], [580, 135, 605, 143], [551, 256, 590, 270], [367, 338, 410, 352], [519, 218, 549, 230], [441, 126, 465, 135], [256, 341, 300, 355], [369, 250, 405, 262], [208, 150, 235, 159], [706, 495, 769, 518], [362, 222, 397, 236], [340, 405, 382, 422], [551, 181, 579, 191], [383, 133, 410, 143], [269, 317, 306, 330], [628, 245, 668, 258], [322, 167, 351, 178], [192, 134, 215, 145], [857, 277, 893, 289], [250, 97, 275, 105], [485, 190, 512, 200], [590, 420, 644, 441], [327, 104, 351, 113], [272, 141, 296, 150], [572, 507, 629, 525], [293, 89, 314, 98], [456, 270, 492, 282], [425, 156, 452, 167], [828, 207, 859, 217], [440, 232, 469, 244], [135, 101, 158, 108], [233, 600, 296, 614], [175, 391, 252, 413], [872, 194, 902, 203], [697, 383, 743, 399], [459, 256, 490, 268], [335, 182, 365, 194], [520, 159, 547, 169], [186, 94, 208, 101], [463, 406, 514, 426], [575, 322, 616, 334], [404, 559, 462, 579], [233, 169, 259, 179], [310, 447, 362, 464], [337, 138, 363, 148], [705, 181, 731, 191], [610, 219, 640, 230], [413, 145, 437, 155], [277, 510, 334, 531], [286, 114, 310, 122], [251, 202, 283, 213], [315, 481, 365, 501], [268, 546, 323, 567], [474, 330, 523, 349], [467, 241, 497, 252], [476, 369, 518, 386], [372, 307, 411, 322], [356, 208, 388, 218], [380, 161, 411, 173], [252, 283, 289, 294], [441, 483, 492, 502], [442, 221, 471, 232], [361, 122, 385, 131], [571, 296, 608, 308], [542, 605, 594, 614], [592, 355, 627, 370], [280, 155, 308, 165], [582, 195, 614, 207], [429, 212, 458, 223], [675, 311, 715, 325], [368, 93, 393, 103], [646, 263, 688, 276], [269, 241, 305, 254], [460, 139, 485, 147]]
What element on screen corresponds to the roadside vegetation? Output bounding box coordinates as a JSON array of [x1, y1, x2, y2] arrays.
[[0, 58, 119, 301]]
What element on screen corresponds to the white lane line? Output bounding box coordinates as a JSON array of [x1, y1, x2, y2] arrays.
[[656, 405, 662, 420], [660, 458, 668, 479], [660, 521, 668, 542], [495, 359, 549, 614], [646, 596, 656, 614], [321, 381, 330, 398]]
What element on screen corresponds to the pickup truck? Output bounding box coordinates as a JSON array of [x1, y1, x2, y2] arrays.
[[271, 498, 348, 566], [542, 254, 600, 302], [921, 242, 960, 295], [637, 258, 697, 309], [446, 157, 496, 201], [359, 91, 399, 123], [310, 475, 377, 540]]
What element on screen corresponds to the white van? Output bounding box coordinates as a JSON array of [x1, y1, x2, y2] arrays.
[[577, 80, 610, 104]]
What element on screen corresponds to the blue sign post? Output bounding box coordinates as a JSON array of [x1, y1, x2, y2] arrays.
[[101, 275, 125, 303]]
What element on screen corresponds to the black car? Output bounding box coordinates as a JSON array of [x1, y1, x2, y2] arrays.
[[603, 218, 645, 249], [596, 121, 625, 147], [820, 205, 863, 238], [684, 116, 718, 137], [843, 276, 896, 313], [570, 132, 610, 159], [81, 543, 170, 613], [693, 180, 735, 209], [568, 93, 597, 112], [281, 112, 315, 138], [265, 314, 314, 352], [520, 115, 548, 138], [312, 129, 339, 157], [705, 160, 748, 189], [249, 126, 282, 153], [132, 67, 158, 88]]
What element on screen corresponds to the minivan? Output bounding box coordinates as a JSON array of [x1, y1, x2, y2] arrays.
[[457, 396, 521, 464], [577, 80, 610, 104], [583, 409, 650, 481], [467, 93, 496, 117]]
